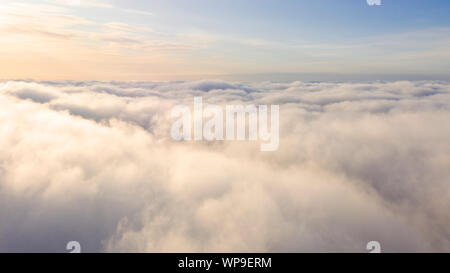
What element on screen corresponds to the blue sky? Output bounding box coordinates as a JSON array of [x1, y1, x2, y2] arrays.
[[1, 0, 449, 80], [110, 0, 450, 39]]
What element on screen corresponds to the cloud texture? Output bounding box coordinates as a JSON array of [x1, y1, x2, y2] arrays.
[[0, 79, 449, 252]]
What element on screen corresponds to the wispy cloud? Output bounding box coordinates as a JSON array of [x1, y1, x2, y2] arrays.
[[104, 22, 153, 33], [1, 0, 449, 80], [0, 1, 197, 79], [124, 9, 153, 16], [47, 0, 113, 8]]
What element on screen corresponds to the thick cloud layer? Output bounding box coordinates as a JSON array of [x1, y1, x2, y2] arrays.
[[0, 79, 449, 252]]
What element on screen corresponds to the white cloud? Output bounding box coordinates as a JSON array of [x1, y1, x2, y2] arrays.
[[0, 80, 449, 252], [48, 0, 113, 9], [104, 22, 153, 33], [124, 9, 153, 16]]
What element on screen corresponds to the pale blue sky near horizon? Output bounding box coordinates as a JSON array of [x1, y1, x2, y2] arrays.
[[1, 0, 450, 80]]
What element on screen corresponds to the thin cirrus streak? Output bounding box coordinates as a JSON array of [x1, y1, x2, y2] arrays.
[[0, 79, 449, 252]]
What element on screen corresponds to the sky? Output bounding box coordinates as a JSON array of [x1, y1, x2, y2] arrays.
[[1, 1, 450, 253], [1, 0, 450, 80]]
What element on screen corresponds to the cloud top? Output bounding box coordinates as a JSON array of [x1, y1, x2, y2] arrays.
[[0, 79, 449, 252]]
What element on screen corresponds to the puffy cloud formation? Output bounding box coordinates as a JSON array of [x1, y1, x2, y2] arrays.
[[0, 79, 449, 252]]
